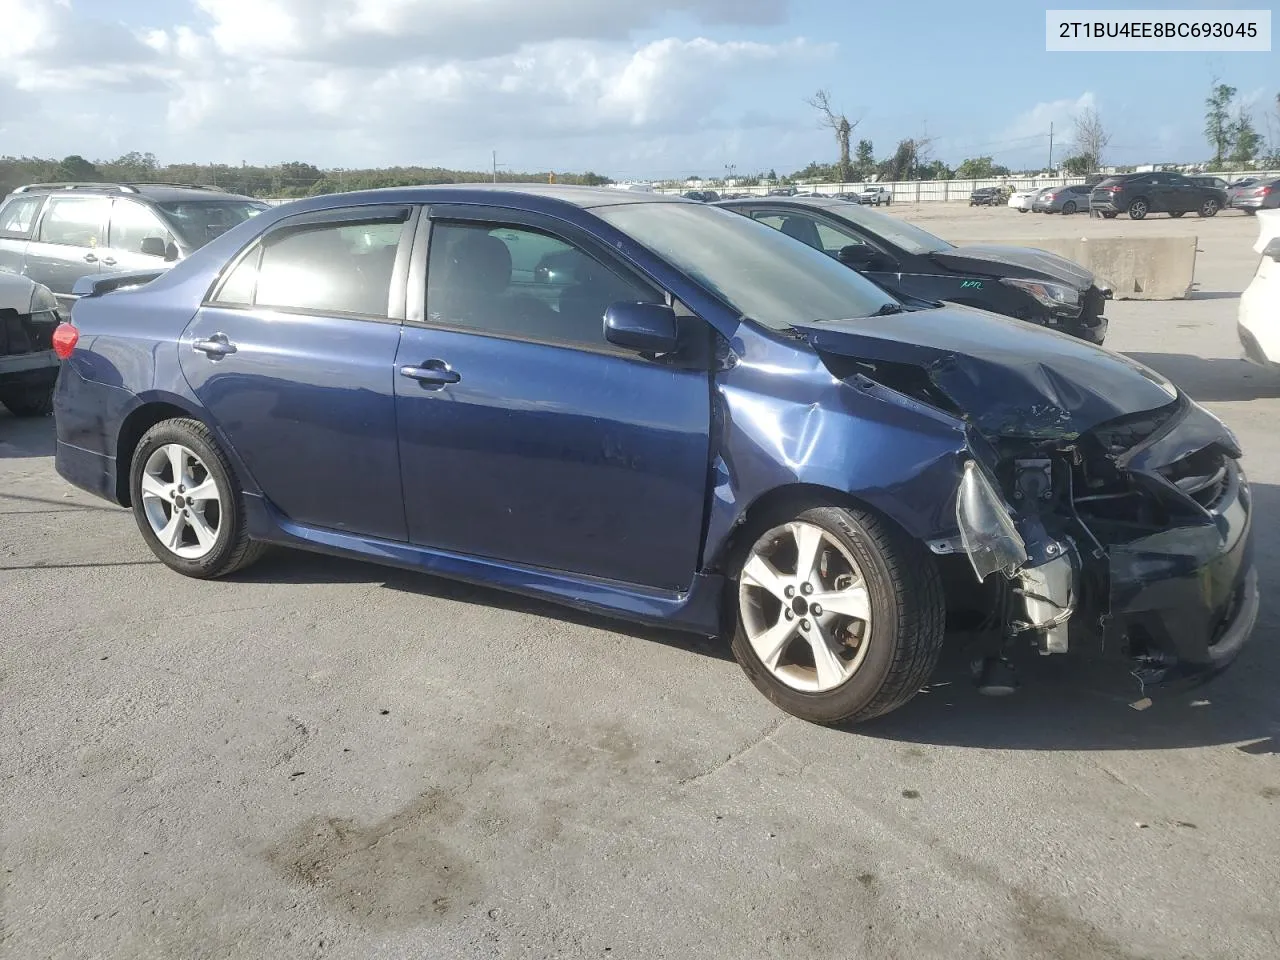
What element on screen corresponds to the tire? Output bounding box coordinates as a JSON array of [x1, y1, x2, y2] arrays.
[[0, 383, 54, 417], [1243, 208, 1256, 216], [1199, 198, 1220, 218], [1018, 208, 1028, 213], [1102, 211, 1118, 219], [1062, 201, 1077, 215], [1127, 198, 1149, 220], [729, 505, 945, 725], [129, 417, 266, 579], [1169, 211, 1186, 218]]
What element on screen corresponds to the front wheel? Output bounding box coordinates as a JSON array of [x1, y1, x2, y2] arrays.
[[1199, 198, 1220, 217], [130, 418, 266, 579], [730, 506, 945, 725], [0, 383, 54, 417]]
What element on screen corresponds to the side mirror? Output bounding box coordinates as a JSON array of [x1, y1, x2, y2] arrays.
[[604, 302, 680, 354], [140, 236, 167, 258], [838, 245, 893, 271], [1265, 237, 1280, 262], [164, 242, 180, 262]]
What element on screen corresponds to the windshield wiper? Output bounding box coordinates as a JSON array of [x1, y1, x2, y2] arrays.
[[871, 303, 904, 316]]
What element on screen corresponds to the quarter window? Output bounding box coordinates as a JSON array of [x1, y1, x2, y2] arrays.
[[37, 196, 109, 247], [110, 200, 174, 255], [214, 218, 405, 317], [0, 196, 43, 239], [425, 222, 660, 348]]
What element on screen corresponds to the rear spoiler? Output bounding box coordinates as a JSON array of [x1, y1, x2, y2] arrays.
[[71, 269, 167, 299]]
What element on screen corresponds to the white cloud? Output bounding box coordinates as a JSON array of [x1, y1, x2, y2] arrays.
[[1, 0, 830, 173]]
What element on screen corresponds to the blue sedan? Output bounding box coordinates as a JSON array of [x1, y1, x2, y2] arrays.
[[51, 186, 1256, 723]]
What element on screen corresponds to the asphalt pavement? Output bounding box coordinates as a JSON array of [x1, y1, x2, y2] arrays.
[[2, 206, 1278, 960]]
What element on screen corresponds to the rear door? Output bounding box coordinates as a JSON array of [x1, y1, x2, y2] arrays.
[[180, 204, 415, 541], [104, 198, 180, 274], [393, 204, 713, 590], [24, 195, 110, 308]]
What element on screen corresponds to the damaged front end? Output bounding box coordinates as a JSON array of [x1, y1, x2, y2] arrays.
[[800, 310, 1259, 687], [955, 390, 1257, 685]]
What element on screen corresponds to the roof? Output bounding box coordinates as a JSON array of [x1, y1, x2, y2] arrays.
[[324, 182, 686, 209], [11, 181, 257, 202]]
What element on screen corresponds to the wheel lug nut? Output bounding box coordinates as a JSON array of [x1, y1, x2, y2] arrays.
[[801, 583, 814, 595], [811, 604, 823, 616], [784, 609, 794, 621], [784, 586, 795, 598], [800, 619, 811, 631]]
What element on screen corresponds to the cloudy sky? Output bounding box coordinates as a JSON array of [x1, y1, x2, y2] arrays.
[[1, 0, 1276, 177]]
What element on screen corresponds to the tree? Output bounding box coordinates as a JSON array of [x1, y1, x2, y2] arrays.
[[1205, 79, 1237, 165], [1061, 155, 1094, 176], [99, 151, 157, 182], [879, 139, 918, 182], [53, 155, 100, 181], [1228, 108, 1262, 166], [767, 168, 778, 182], [955, 156, 1009, 179], [852, 139, 875, 178], [1070, 107, 1110, 171], [917, 159, 953, 181], [806, 89, 858, 182]]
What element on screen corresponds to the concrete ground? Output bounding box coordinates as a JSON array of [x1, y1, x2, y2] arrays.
[[2, 205, 1278, 960]]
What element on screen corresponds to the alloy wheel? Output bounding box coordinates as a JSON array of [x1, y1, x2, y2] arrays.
[[140, 443, 223, 560], [738, 521, 873, 692]]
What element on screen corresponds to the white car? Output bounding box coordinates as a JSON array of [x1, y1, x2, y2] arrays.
[[1237, 209, 1280, 367], [0, 272, 62, 416], [859, 185, 892, 206], [1008, 186, 1050, 212]]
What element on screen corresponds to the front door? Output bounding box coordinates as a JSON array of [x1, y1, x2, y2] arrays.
[[104, 198, 179, 274], [179, 205, 414, 541], [25, 194, 109, 307], [394, 209, 712, 590]]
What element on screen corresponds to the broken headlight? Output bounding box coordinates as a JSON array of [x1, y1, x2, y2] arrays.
[[1001, 277, 1080, 308], [956, 460, 1029, 582]]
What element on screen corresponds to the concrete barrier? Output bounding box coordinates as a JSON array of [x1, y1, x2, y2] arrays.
[[1026, 236, 1198, 300]]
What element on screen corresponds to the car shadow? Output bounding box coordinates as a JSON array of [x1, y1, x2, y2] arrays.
[[1124, 352, 1280, 402], [0, 411, 56, 459]]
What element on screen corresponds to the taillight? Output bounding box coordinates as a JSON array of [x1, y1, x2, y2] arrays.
[[1261, 186, 1273, 196], [52, 322, 78, 359]]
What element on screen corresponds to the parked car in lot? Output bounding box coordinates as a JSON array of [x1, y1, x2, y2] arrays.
[[968, 186, 1006, 206], [681, 190, 720, 202], [1237, 209, 1280, 367], [0, 272, 61, 416], [1032, 184, 1091, 214], [0, 181, 269, 314], [1228, 177, 1278, 215], [1089, 172, 1226, 220], [1190, 175, 1231, 192], [715, 195, 1109, 342], [1008, 187, 1050, 212], [51, 185, 1254, 723], [859, 185, 892, 206]]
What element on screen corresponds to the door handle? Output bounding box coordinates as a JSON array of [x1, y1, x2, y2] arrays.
[[101, 257, 117, 267], [400, 359, 460, 388], [192, 333, 237, 358], [83, 253, 98, 263]]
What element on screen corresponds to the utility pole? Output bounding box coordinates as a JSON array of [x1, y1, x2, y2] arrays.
[[1048, 122, 1054, 172], [492, 150, 497, 183]]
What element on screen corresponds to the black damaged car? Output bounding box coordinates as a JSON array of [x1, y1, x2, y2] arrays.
[[715, 196, 1110, 343]]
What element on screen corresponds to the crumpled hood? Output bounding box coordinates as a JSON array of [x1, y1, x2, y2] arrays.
[[0, 271, 37, 313], [931, 244, 1094, 289], [797, 304, 1178, 439]]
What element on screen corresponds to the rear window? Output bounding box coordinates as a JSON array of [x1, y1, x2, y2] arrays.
[[156, 200, 270, 248], [0, 195, 43, 239]]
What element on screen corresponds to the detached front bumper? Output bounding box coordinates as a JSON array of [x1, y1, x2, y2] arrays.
[[1105, 460, 1256, 683]]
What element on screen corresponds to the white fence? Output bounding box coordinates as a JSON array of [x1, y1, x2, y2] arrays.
[[656, 170, 1280, 204]]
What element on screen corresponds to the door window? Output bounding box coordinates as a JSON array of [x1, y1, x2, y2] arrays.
[[752, 212, 872, 256], [36, 196, 109, 247], [213, 218, 405, 317], [425, 222, 661, 348], [0, 196, 43, 239], [110, 200, 175, 255]]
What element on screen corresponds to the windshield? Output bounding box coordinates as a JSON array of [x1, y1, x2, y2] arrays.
[[596, 202, 899, 330], [823, 202, 953, 255], [157, 200, 270, 248]]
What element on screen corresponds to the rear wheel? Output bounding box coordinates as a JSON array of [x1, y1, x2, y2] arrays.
[[1102, 211, 1118, 219], [1127, 198, 1149, 220], [129, 418, 266, 579], [1199, 198, 1220, 217], [0, 383, 54, 417], [730, 505, 945, 725], [1062, 200, 1077, 215]]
